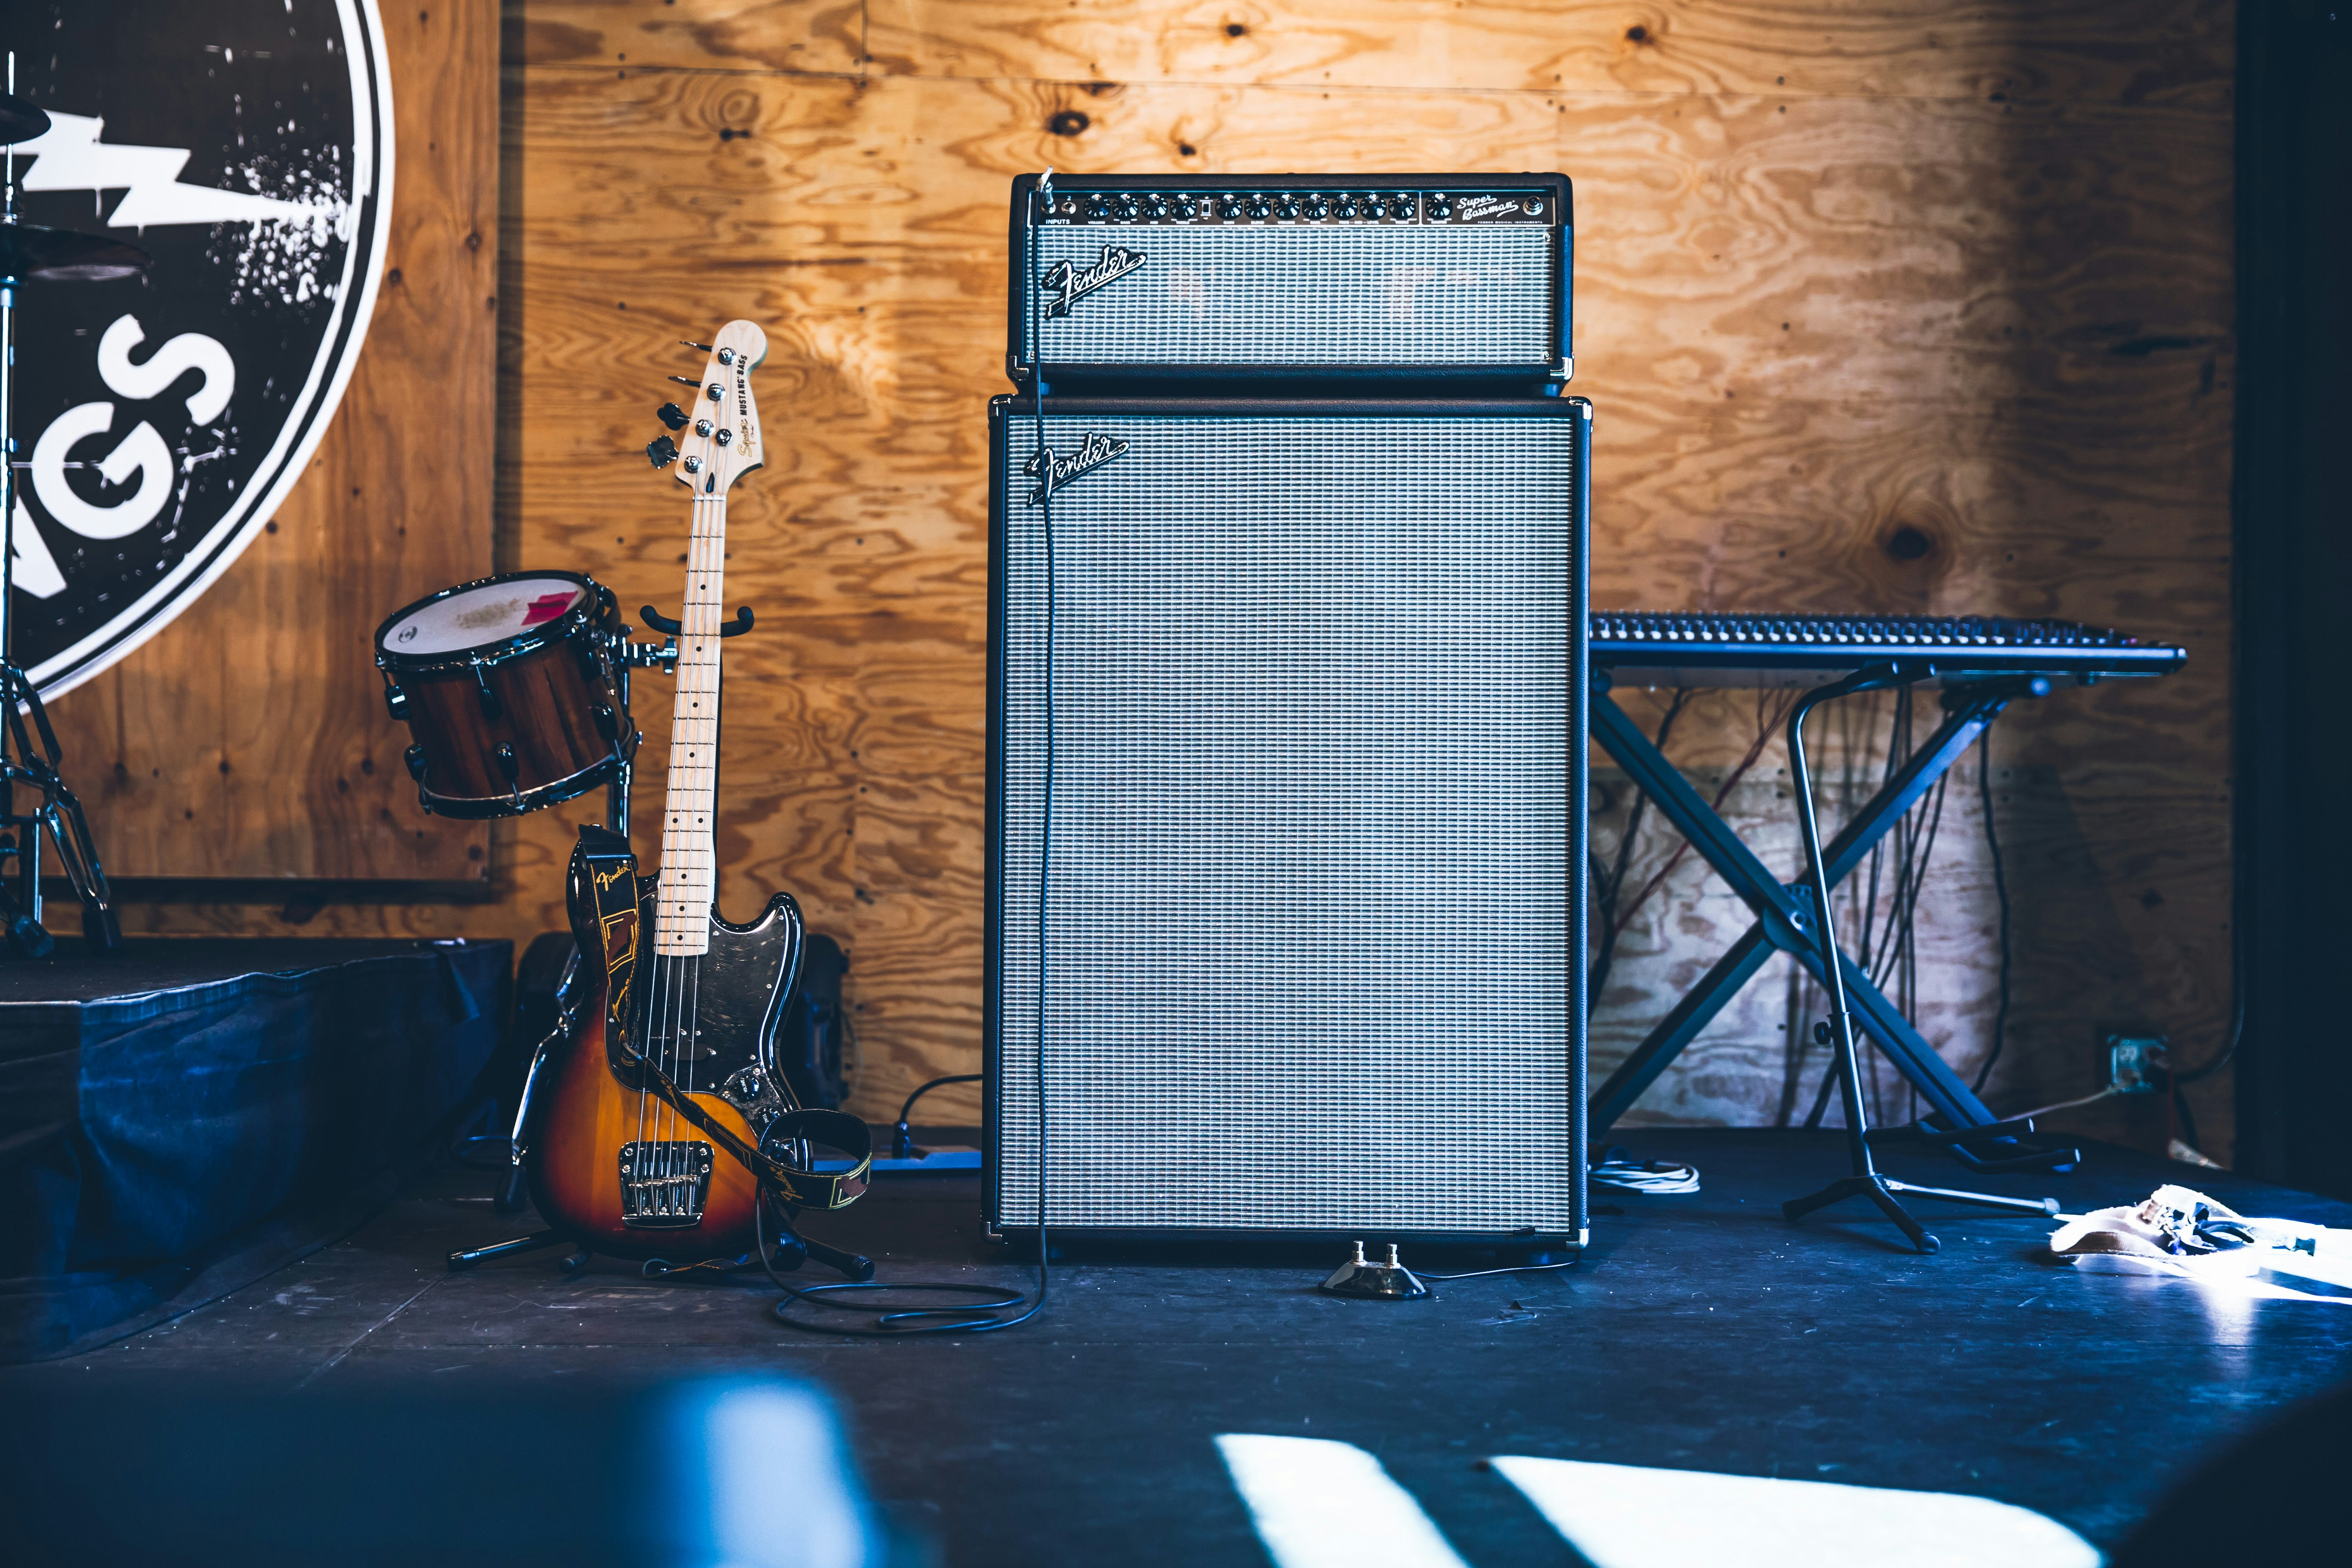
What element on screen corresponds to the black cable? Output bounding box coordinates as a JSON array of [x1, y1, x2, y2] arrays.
[[2167, 992, 2244, 1085], [1586, 688, 1689, 1017], [2173, 1084, 2203, 1154], [2160, 990, 2242, 1155], [891, 1072, 981, 1159], [768, 176, 1059, 1336], [1972, 729, 2013, 1093]]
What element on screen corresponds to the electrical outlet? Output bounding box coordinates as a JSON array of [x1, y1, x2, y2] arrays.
[[2106, 1035, 2166, 1095]]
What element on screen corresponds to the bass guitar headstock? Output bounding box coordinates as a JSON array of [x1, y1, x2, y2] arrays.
[[646, 318, 768, 494]]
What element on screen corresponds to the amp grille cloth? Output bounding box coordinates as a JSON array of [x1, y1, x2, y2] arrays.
[[995, 412, 1576, 1232], [1029, 224, 1557, 366]]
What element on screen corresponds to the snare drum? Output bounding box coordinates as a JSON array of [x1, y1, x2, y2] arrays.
[[374, 571, 637, 818]]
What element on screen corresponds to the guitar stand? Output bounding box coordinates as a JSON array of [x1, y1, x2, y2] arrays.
[[1586, 665, 2076, 1176], [756, 1216, 876, 1284], [1776, 666, 2058, 1254], [446, 1224, 871, 1281]]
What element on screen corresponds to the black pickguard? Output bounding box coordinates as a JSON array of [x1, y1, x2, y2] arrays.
[[620, 879, 806, 1133], [564, 825, 808, 1133]]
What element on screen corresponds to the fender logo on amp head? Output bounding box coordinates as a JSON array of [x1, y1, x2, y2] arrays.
[[1022, 432, 1130, 504], [1039, 244, 1146, 317]]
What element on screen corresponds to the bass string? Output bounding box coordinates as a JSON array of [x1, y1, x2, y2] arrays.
[[635, 931, 655, 1177]]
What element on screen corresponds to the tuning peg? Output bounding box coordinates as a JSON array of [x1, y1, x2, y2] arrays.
[[646, 434, 679, 469], [656, 402, 690, 431], [667, 375, 702, 388], [679, 339, 714, 352]]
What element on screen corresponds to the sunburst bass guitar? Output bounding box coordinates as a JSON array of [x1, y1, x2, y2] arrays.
[[526, 320, 870, 1270]]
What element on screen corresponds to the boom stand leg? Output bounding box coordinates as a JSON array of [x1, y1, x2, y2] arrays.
[[1777, 667, 2055, 1253]]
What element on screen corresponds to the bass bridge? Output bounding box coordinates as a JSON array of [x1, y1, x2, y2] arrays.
[[619, 1141, 714, 1227]]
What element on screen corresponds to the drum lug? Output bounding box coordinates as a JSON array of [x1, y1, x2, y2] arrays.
[[472, 662, 502, 721], [383, 682, 409, 722], [592, 703, 619, 742], [404, 744, 429, 783], [496, 743, 524, 812]]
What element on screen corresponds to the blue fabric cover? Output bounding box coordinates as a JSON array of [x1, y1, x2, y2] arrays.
[[0, 939, 508, 1361]]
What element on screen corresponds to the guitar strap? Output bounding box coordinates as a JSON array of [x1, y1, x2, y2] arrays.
[[569, 825, 873, 1211]]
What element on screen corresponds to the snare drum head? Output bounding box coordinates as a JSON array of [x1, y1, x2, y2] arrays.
[[377, 573, 592, 660]]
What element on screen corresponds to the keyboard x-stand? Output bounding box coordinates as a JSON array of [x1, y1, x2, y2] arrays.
[[1586, 613, 2187, 1247]]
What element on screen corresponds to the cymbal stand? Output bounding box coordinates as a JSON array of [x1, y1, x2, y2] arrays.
[[0, 55, 119, 956], [1779, 664, 2052, 1253]]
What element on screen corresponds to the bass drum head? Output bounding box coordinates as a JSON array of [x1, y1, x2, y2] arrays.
[[376, 571, 597, 663]]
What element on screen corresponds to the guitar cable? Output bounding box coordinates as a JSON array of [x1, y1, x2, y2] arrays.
[[764, 173, 1061, 1337]]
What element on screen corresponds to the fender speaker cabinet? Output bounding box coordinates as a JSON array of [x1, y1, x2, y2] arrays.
[[985, 396, 1591, 1250]]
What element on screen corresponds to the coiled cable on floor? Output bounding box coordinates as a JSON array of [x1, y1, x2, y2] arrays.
[[1590, 1148, 1701, 1195]]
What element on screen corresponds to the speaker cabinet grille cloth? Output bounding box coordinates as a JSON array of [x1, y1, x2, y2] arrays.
[[1029, 224, 1556, 368], [987, 398, 1589, 1240]]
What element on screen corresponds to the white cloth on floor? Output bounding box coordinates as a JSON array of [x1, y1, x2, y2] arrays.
[[2046, 1183, 2352, 1300]]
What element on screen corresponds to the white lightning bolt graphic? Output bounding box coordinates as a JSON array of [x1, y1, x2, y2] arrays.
[[13, 112, 334, 230]]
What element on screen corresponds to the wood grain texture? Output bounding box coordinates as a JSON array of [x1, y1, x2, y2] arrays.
[[89, 3, 2236, 1158], [882, 2, 2236, 105], [40, 0, 501, 882]]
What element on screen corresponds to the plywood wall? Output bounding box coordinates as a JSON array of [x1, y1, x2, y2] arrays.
[[42, 2, 500, 885], [83, 1, 2237, 1158]]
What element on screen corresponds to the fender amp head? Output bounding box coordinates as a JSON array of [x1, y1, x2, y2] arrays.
[[1006, 174, 1572, 392], [985, 397, 1590, 1246]]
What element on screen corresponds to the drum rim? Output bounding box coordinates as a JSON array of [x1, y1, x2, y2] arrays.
[[373, 568, 607, 672], [416, 748, 628, 819]]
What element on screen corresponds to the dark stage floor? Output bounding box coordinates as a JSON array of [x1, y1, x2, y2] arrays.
[[9, 1129, 2348, 1564]]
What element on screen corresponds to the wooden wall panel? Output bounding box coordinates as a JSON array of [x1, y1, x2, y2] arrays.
[[95, 2, 2236, 1159], [868, 1, 2233, 105], [40, 1, 501, 884]]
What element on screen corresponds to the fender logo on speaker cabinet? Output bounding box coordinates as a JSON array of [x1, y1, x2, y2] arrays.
[[1038, 245, 1146, 318], [6, 0, 392, 701], [1023, 432, 1130, 505]]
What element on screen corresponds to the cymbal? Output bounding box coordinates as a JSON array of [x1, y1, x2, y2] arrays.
[[0, 94, 48, 144], [0, 223, 149, 283]]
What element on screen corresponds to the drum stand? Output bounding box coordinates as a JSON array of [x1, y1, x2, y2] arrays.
[[0, 107, 121, 956]]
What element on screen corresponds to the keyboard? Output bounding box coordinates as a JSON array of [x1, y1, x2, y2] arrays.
[[1590, 611, 2187, 689]]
